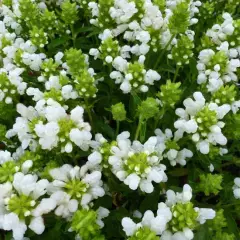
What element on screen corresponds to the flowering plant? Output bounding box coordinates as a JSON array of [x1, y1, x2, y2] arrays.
[[0, 0, 240, 239]]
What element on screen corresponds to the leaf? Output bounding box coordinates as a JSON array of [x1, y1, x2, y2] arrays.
[[168, 168, 188, 177], [48, 36, 69, 49]]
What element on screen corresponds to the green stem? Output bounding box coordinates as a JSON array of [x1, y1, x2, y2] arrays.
[[116, 121, 120, 137], [173, 65, 180, 82], [85, 99, 94, 132], [71, 25, 76, 47], [134, 117, 142, 140], [154, 34, 175, 69]]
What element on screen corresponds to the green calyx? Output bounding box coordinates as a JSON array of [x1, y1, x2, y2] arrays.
[[100, 141, 117, 168], [75, 70, 97, 98], [61, 0, 79, 25], [170, 35, 194, 66], [65, 48, 86, 77], [58, 118, 76, 141], [98, 0, 115, 29], [207, 51, 228, 75], [168, 2, 190, 35], [0, 161, 19, 183], [127, 62, 145, 90], [0, 72, 17, 103], [212, 85, 237, 105], [7, 194, 35, 220], [30, 27, 48, 48], [169, 202, 198, 232], [153, 0, 166, 13], [195, 106, 218, 135], [2, 0, 12, 6], [40, 10, 57, 33], [44, 88, 63, 103], [138, 97, 159, 120], [207, 209, 227, 232], [111, 103, 127, 121], [71, 209, 102, 240], [28, 117, 46, 134], [227, 19, 240, 47], [64, 179, 88, 199], [99, 37, 120, 64], [124, 152, 151, 176], [41, 59, 59, 77], [157, 80, 182, 108], [198, 174, 223, 196], [0, 37, 12, 56], [40, 161, 59, 181], [165, 140, 180, 151], [212, 232, 235, 240], [128, 227, 159, 240], [19, 0, 40, 27]]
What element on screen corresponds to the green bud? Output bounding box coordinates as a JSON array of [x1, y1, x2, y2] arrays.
[[30, 27, 48, 48], [138, 98, 159, 120], [19, 0, 40, 28], [111, 103, 127, 121], [212, 232, 235, 240], [44, 88, 63, 103], [100, 141, 117, 169], [40, 161, 59, 180], [0, 72, 18, 104], [124, 152, 150, 176], [207, 51, 228, 75], [212, 85, 237, 105], [153, 0, 166, 13], [40, 10, 57, 34], [75, 70, 97, 98], [128, 227, 159, 240], [8, 194, 35, 220], [169, 202, 198, 232], [0, 161, 18, 183], [157, 80, 182, 108], [65, 179, 88, 199], [127, 61, 146, 91], [169, 2, 190, 35], [99, 37, 120, 64], [98, 0, 115, 29], [61, 0, 78, 25], [207, 209, 227, 232], [2, 0, 12, 7], [65, 48, 87, 77], [169, 35, 194, 66], [71, 209, 102, 240], [41, 59, 59, 77], [227, 19, 240, 47], [198, 174, 223, 196], [195, 106, 218, 135], [0, 37, 12, 56]]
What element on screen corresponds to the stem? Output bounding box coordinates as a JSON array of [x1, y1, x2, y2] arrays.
[[85, 99, 94, 132], [71, 25, 76, 47], [116, 121, 120, 137], [173, 65, 180, 82], [134, 117, 142, 140], [154, 34, 175, 69]]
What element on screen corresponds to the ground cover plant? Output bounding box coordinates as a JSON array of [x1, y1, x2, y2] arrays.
[[0, 0, 240, 239]]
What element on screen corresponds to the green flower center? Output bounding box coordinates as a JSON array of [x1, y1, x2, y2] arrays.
[[124, 152, 151, 176], [195, 106, 218, 135], [169, 202, 198, 232], [0, 162, 18, 183], [58, 118, 76, 140], [129, 227, 159, 240], [100, 141, 117, 168], [8, 195, 35, 219], [65, 179, 88, 199]]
